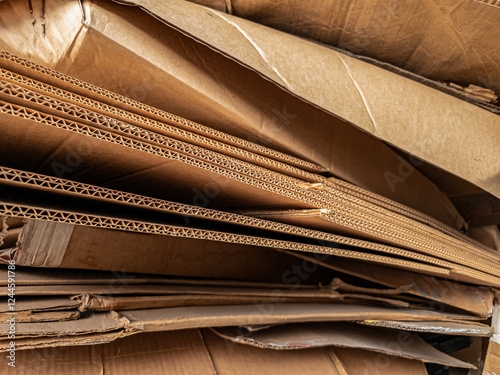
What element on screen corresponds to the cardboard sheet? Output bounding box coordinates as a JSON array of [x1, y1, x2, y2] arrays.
[[0, 329, 431, 374], [0, 166, 487, 284], [202, 328, 430, 375], [113, 0, 500, 198], [0, 205, 458, 282], [212, 322, 474, 368], [119, 303, 477, 333], [282, 250, 496, 318], [357, 320, 493, 337], [188, 0, 500, 99], [0, 164, 495, 286], [0, 0, 469, 230]]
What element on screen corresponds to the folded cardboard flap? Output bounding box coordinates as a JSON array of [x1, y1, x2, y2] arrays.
[[187, 0, 500, 98]]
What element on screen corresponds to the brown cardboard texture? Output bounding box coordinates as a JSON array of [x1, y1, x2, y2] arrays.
[[356, 320, 493, 337], [212, 322, 474, 368], [0, 166, 492, 286], [0, 329, 430, 375], [103, 0, 500, 198], [3, 164, 494, 288], [281, 250, 495, 318], [0, 0, 470, 229], [188, 0, 500, 100], [0, 206, 460, 283]]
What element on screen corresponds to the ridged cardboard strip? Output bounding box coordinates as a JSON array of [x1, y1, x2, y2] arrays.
[[0, 65, 482, 253], [324, 178, 493, 253], [0, 102, 497, 277], [0, 71, 321, 182], [244, 209, 500, 278], [0, 166, 498, 287], [0, 51, 324, 172], [0, 91, 494, 273], [0, 56, 490, 257], [0, 202, 458, 279]]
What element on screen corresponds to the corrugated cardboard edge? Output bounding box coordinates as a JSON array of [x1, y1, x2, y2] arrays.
[[356, 320, 493, 337]]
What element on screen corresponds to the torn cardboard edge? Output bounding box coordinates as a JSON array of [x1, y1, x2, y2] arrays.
[[0, 310, 80, 323]]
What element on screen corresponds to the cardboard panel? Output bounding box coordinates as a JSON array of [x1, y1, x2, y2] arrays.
[[188, 0, 500, 98], [212, 322, 474, 368], [357, 320, 493, 337], [282, 250, 496, 318], [0, 0, 468, 230], [0, 166, 486, 282]]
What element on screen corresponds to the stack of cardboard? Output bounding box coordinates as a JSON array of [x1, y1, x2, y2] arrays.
[[0, 0, 499, 374]]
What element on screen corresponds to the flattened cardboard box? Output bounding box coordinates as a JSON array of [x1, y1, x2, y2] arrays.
[[0, 109, 495, 281], [119, 0, 500, 198], [0, 61, 475, 251], [0, 165, 493, 281], [0, 0, 472, 230], [0, 54, 493, 277], [0, 166, 497, 315], [0, 52, 476, 244]]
